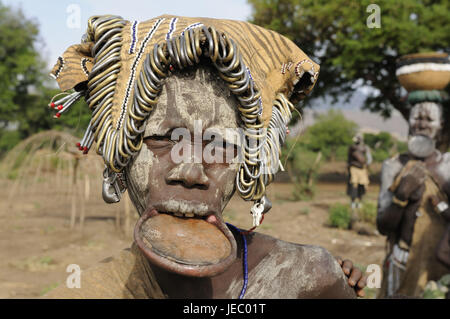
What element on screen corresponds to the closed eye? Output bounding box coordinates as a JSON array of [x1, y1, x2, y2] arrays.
[[206, 140, 239, 163], [144, 135, 176, 149]]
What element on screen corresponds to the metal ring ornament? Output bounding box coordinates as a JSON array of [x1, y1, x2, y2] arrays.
[[56, 17, 298, 207]]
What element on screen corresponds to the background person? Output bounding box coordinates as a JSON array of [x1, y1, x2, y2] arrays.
[[376, 100, 450, 297], [347, 133, 372, 223]]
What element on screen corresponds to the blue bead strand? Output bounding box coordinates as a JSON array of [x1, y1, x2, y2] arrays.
[[129, 21, 138, 54], [226, 223, 248, 299]]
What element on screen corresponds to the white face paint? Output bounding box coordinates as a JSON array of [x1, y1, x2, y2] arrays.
[[126, 146, 156, 212], [125, 66, 241, 216], [409, 102, 443, 140]]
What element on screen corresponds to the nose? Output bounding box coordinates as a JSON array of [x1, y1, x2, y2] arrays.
[[165, 163, 210, 189], [418, 120, 428, 129]]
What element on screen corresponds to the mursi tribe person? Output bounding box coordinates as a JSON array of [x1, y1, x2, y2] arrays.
[[377, 91, 450, 297], [347, 133, 372, 219], [44, 15, 367, 299]]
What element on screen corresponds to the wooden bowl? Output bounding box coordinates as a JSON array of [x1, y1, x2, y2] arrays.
[[396, 52, 450, 92]]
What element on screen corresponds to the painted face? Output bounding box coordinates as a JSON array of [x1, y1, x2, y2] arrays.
[[409, 102, 443, 140], [126, 66, 242, 277]]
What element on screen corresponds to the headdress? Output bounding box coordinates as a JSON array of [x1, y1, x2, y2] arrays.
[[49, 15, 319, 226]]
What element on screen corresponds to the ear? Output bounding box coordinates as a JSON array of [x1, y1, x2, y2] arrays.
[[50, 42, 94, 91]]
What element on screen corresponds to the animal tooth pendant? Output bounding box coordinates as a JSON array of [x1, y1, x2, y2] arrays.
[[250, 195, 272, 227]]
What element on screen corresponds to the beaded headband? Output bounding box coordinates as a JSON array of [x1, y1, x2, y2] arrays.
[[48, 15, 319, 227]]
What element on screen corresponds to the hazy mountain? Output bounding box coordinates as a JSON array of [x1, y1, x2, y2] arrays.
[[292, 90, 409, 141]]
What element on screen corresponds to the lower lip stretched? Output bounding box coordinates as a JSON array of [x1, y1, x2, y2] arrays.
[[134, 208, 237, 277]]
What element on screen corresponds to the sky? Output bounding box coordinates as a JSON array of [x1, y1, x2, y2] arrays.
[[3, 0, 252, 68], [2, 0, 409, 135]]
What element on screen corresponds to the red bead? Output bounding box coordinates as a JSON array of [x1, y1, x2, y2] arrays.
[[50, 102, 55, 108], [76, 142, 81, 148], [57, 105, 63, 110], [169, 65, 174, 71], [55, 113, 61, 118]]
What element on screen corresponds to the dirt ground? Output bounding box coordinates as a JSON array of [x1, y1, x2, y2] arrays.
[[0, 164, 386, 299]]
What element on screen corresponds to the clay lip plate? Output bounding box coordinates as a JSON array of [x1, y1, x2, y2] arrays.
[[134, 207, 237, 278], [408, 134, 436, 159]]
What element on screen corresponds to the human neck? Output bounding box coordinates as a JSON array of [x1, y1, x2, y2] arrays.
[[143, 228, 277, 298]]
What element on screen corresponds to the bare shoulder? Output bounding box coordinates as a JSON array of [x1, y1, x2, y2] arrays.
[[439, 152, 450, 167], [244, 233, 355, 299], [283, 241, 356, 298], [379, 154, 405, 192], [381, 154, 404, 175], [43, 244, 164, 299], [436, 152, 450, 189]]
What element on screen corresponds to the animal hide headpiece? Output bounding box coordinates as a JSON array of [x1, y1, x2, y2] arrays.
[[49, 15, 319, 225]]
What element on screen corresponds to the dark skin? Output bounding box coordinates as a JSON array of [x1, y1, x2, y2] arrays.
[[377, 157, 426, 237], [148, 236, 368, 298], [377, 105, 450, 238], [348, 141, 367, 168], [336, 257, 367, 297], [376, 104, 450, 298], [147, 230, 278, 298], [128, 67, 367, 298]]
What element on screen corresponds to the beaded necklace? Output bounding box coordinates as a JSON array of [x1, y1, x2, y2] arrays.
[[226, 223, 249, 299]]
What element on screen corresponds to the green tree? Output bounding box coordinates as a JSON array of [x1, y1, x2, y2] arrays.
[[363, 131, 409, 162], [281, 109, 356, 199], [0, 3, 41, 129], [0, 3, 90, 155], [302, 109, 358, 161], [282, 142, 321, 200], [248, 0, 450, 149]]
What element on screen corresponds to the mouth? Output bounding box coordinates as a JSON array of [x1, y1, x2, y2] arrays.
[[134, 204, 237, 277], [413, 129, 431, 136]]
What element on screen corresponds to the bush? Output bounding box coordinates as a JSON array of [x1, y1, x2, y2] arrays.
[[372, 148, 390, 162], [364, 132, 394, 150], [303, 110, 358, 161], [328, 203, 351, 229], [335, 145, 349, 162], [292, 182, 315, 201], [358, 201, 377, 225], [0, 130, 22, 157], [283, 144, 320, 178], [363, 131, 408, 163], [282, 141, 321, 200], [397, 141, 408, 154]]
